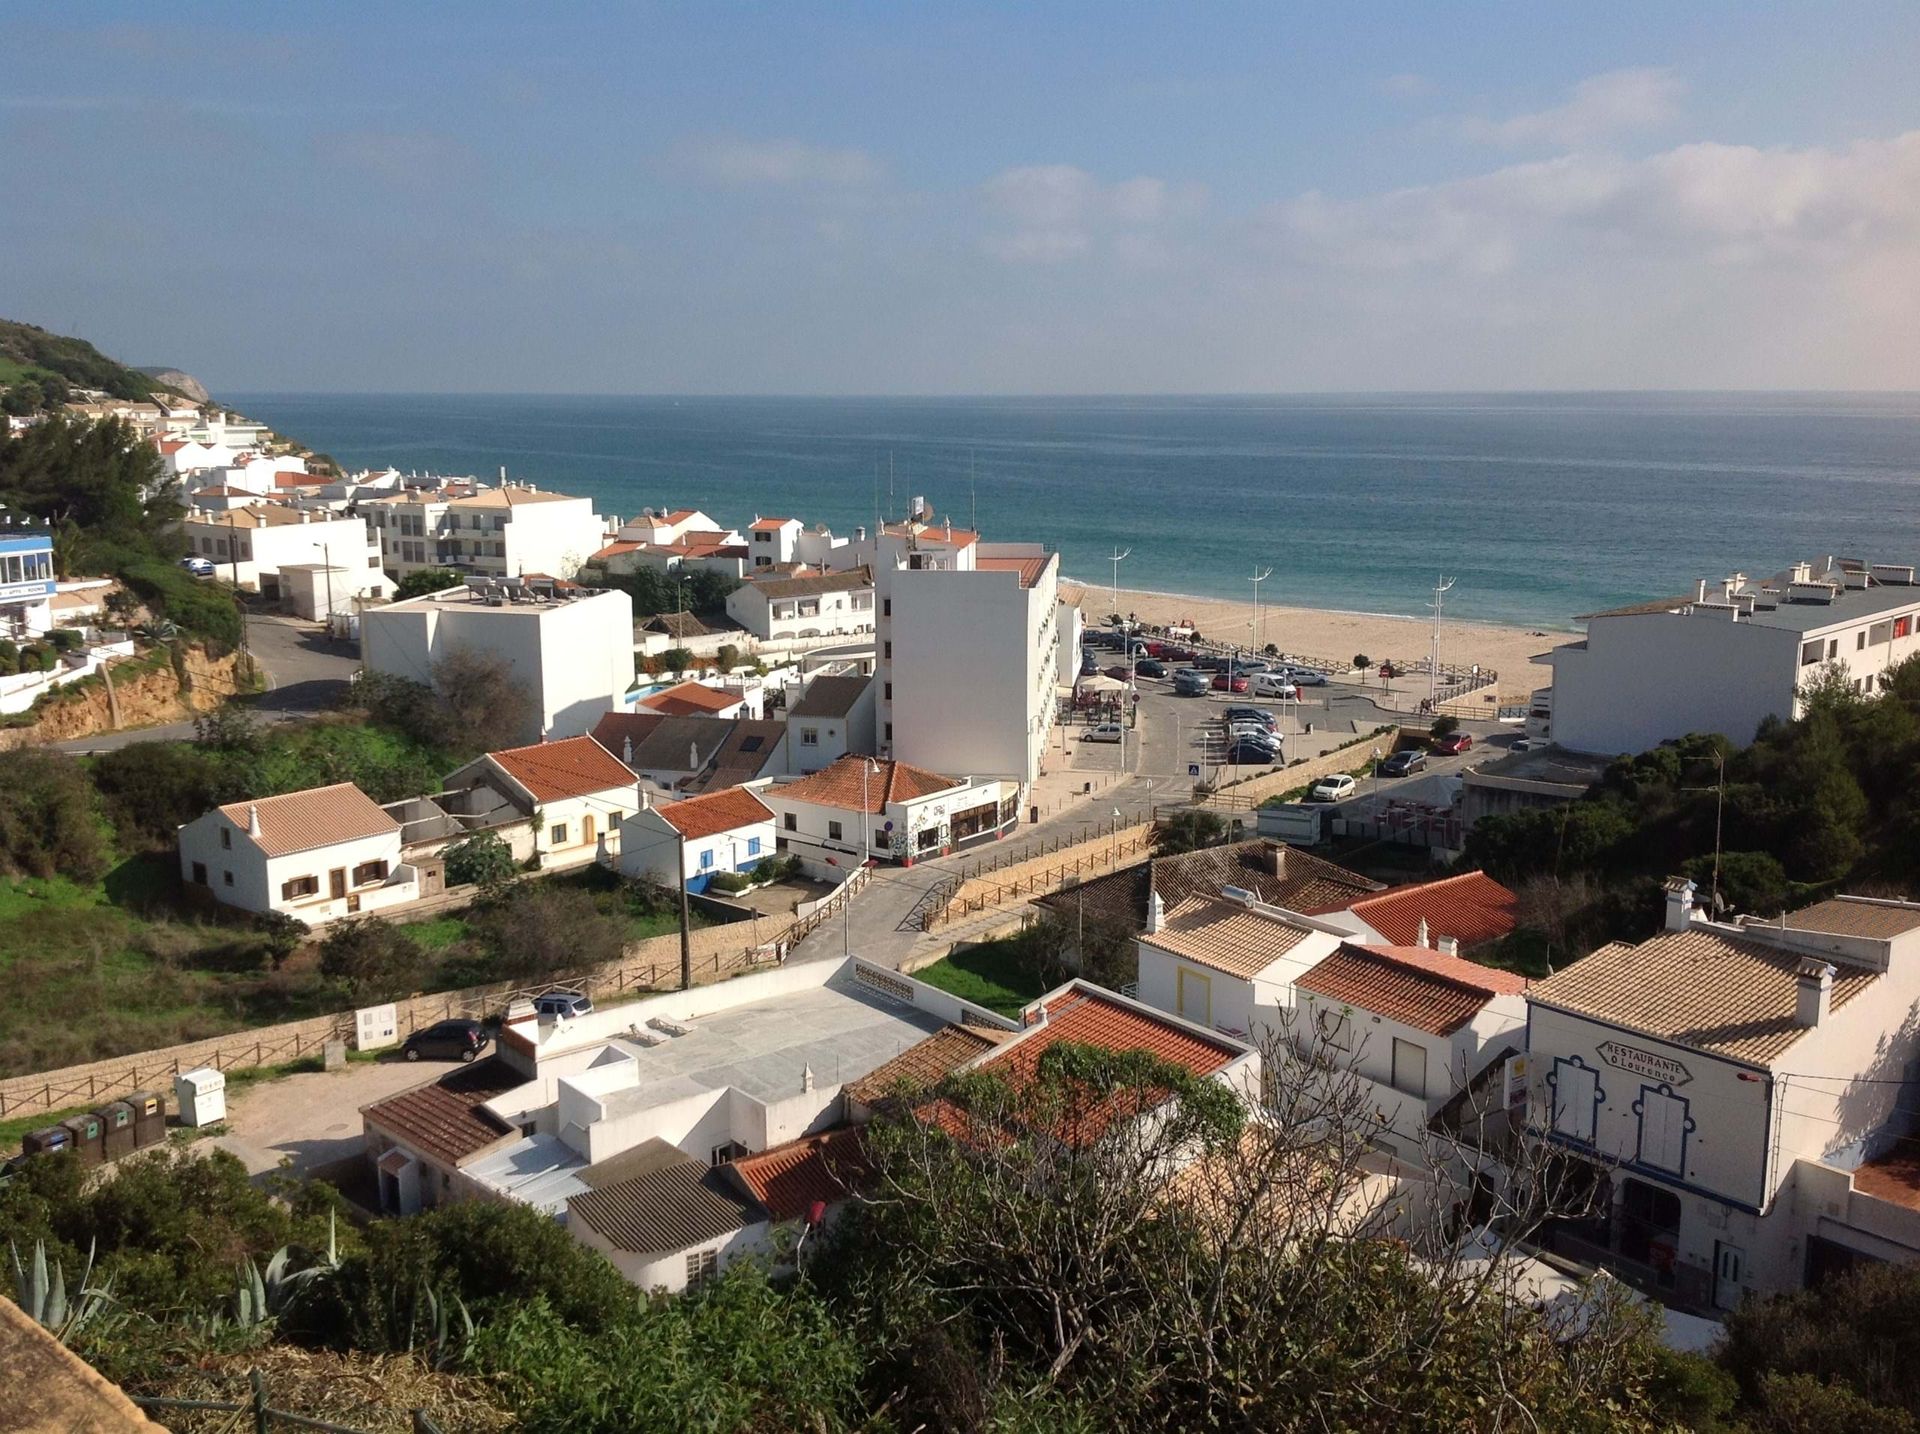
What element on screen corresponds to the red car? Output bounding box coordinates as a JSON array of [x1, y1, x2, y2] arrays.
[[1432, 732, 1474, 755], [1212, 672, 1250, 694]]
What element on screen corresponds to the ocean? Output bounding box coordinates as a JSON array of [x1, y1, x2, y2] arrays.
[[223, 392, 1920, 631]]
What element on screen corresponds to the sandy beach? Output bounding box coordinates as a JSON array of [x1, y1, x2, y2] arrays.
[[1060, 579, 1559, 702]]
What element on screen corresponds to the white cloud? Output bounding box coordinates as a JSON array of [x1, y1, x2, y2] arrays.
[[679, 137, 882, 187], [1459, 67, 1686, 148], [979, 164, 1203, 263]]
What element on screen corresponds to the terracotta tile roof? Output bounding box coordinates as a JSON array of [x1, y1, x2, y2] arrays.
[[690, 719, 787, 792], [724, 1127, 870, 1221], [568, 1151, 760, 1256], [487, 736, 635, 802], [448, 485, 577, 508], [590, 711, 665, 758], [216, 782, 397, 858], [845, 1024, 1003, 1105], [640, 681, 740, 717], [1340, 872, 1518, 951], [747, 567, 873, 600], [883, 520, 978, 548], [657, 787, 774, 840], [1529, 927, 1878, 1065], [663, 509, 702, 523], [361, 1059, 521, 1167], [1033, 864, 1152, 933], [1155, 840, 1382, 915], [1144, 895, 1321, 980], [1779, 897, 1920, 940], [976, 554, 1051, 589], [788, 674, 871, 719], [1295, 943, 1525, 1037], [749, 517, 795, 531], [773, 755, 961, 814], [642, 610, 716, 639], [593, 541, 642, 560]]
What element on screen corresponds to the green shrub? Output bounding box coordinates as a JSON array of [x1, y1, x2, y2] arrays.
[[1430, 713, 1460, 738], [443, 830, 517, 889], [48, 628, 83, 653], [0, 747, 110, 880], [707, 870, 753, 894], [319, 918, 429, 1005], [90, 741, 222, 850]]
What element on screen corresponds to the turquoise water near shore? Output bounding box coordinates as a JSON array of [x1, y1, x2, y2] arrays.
[[224, 392, 1920, 631]]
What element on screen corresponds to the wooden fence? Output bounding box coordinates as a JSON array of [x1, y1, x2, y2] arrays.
[[920, 827, 1153, 930], [0, 881, 864, 1123]]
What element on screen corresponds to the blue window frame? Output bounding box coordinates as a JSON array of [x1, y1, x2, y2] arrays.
[[699, 850, 714, 870], [747, 836, 761, 856]]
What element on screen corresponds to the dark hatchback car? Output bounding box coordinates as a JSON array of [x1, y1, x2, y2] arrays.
[[1378, 749, 1428, 778], [1223, 738, 1279, 765], [402, 1019, 491, 1063], [1136, 659, 1168, 678]]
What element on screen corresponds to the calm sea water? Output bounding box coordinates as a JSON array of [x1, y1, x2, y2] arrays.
[[224, 393, 1920, 631]]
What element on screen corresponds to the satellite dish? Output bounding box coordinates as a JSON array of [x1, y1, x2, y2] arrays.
[[883, 820, 894, 831]]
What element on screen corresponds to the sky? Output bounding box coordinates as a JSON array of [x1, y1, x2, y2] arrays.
[[4, 3, 1919, 394]]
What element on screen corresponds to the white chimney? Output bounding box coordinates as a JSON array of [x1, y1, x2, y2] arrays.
[[623, 736, 634, 765], [802, 1064, 815, 1093], [247, 804, 262, 838], [1663, 877, 1698, 932], [1145, 888, 1165, 935], [1268, 843, 1286, 878], [1416, 917, 1430, 949], [1695, 579, 1708, 603], [1795, 959, 1835, 1027], [1438, 936, 1460, 957]]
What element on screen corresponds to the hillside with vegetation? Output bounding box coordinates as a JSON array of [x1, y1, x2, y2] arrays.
[[0, 318, 196, 415]]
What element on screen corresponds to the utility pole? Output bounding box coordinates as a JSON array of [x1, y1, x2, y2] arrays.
[[676, 828, 693, 991], [1428, 575, 1455, 711], [1249, 565, 1273, 654]]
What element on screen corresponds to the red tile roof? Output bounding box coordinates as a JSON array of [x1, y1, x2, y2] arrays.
[[1339, 871, 1518, 951], [593, 541, 642, 559], [488, 736, 636, 802], [216, 782, 397, 858], [774, 755, 961, 814], [590, 711, 664, 756], [749, 517, 795, 531], [976, 554, 1051, 589], [725, 1127, 869, 1221], [844, 1024, 1003, 1105], [640, 681, 741, 717], [361, 1059, 521, 1167], [656, 786, 774, 840], [1293, 943, 1524, 1037]]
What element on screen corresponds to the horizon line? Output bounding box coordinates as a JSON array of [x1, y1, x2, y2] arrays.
[[216, 386, 1920, 401]]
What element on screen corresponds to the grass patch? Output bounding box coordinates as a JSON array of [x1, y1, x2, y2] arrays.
[[401, 915, 468, 951], [914, 938, 1050, 1019]]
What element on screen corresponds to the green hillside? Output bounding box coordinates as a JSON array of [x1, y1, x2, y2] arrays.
[[0, 318, 194, 414]]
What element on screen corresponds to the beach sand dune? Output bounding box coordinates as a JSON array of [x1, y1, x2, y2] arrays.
[[1061, 580, 1559, 703]]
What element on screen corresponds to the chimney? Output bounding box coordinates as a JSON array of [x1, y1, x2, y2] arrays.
[[247, 804, 262, 838], [623, 736, 634, 765], [1695, 578, 1708, 603], [802, 1064, 815, 1093], [1438, 936, 1460, 957], [1663, 877, 1698, 932], [1145, 888, 1165, 935], [1795, 959, 1835, 1027], [1268, 843, 1286, 878]]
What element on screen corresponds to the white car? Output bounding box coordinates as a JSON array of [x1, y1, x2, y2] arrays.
[[1082, 723, 1125, 744], [1308, 773, 1357, 803], [1249, 672, 1299, 700]]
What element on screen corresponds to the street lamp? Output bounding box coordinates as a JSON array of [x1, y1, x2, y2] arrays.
[[860, 758, 882, 868], [311, 541, 335, 626], [1249, 565, 1272, 655], [1107, 547, 1130, 627]]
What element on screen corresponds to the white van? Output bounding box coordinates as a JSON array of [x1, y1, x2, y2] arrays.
[[1249, 672, 1299, 700]]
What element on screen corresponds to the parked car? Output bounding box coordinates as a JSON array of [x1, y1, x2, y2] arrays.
[[1195, 654, 1232, 672], [1307, 774, 1358, 803], [1082, 722, 1125, 743], [1223, 739, 1280, 765], [1104, 665, 1134, 681], [401, 1019, 491, 1063], [1160, 646, 1198, 665], [1136, 659, 1167, 678], [179, 556, 216, 578], [1173, 669, 1211, 696], [1222, 706, 1278, 731], [1378, 749, 1428, 778], [1079, 654, 1100, 677], [532, 990, 594, 1020], [1433, 732, 1475, 755], [1212, 672, 1250, 694], [1249, 673, 1299, 700], [1510, 735, 1544, 752], [1277, 667, 1328, 687]]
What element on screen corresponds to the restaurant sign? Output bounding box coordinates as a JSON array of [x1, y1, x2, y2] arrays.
[[1596, 1041, 1692, 1087]]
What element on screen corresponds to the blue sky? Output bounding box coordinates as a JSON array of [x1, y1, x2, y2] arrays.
[[5, 4, 1918, 392]]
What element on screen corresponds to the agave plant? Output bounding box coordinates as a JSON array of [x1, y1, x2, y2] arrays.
[[408, 1281, 474, 1371], [9, 1238, 116, 1344], [230, 1211, 345, 1329]]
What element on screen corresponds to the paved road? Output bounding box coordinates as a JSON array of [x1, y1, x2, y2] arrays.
[[55, 614, 359, 752]]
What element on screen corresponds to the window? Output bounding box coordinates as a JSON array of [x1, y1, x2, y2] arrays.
[[884, 722, 893, 741], [1177, 967, 1211, 1025], [352, 859, 389, 886], [739, 735, 764, 753], [686, 1248, 718, 1285], [220, 828, 232, 849], [1871, 621, 1893, 646], [1827, 638, 1839, 660], [884, 641, 892, 659], [883, 598, 891, 617], [884, 683, 893, 701], [281, 875, 318, 900], [191, 862, 207, 885], [1634, 1085, 1691, 1174], [916, 826, 939, 851], [1897, 616, 1913, 640], [223, 870, 234, 887], [1800, 639, 1823, 667], [700, 849, 714, 870], [828, 820, 844, 842], [709, 1140, 748, 1165], [801, 727, 819, 747], [783, 813, 797, 832], [746, 836, 761, 856], [874, 828, 887, 849], [549, 823, 568, 845], [1316, 1007, 1351, 1050], [1551, 1058, 1600, 1143], [1390, 1038, 1428, 1098]]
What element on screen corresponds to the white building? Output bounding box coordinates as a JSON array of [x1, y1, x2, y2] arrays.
[[724, 567, 875, 642], [1524, 882, 1920, 1309], [179, 505, 386, 608], [1543, 555, 1920, 756], [363, 483, 607, 581], [762, 754, 1016, 875], [593, 509, 747, 581], [442, 736, 644, 870], [618, 787, 777, 894], [177, 783, 420, 926], [359, 584, 636, 744], [785, 672, 876, 774]]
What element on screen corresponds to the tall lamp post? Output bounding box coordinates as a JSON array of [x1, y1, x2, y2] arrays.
[[1249, 565, 1273, 655], [1428, 575, 1455, 712], [312, 541, 335, 627], [1107, 547, 1130, 627]]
